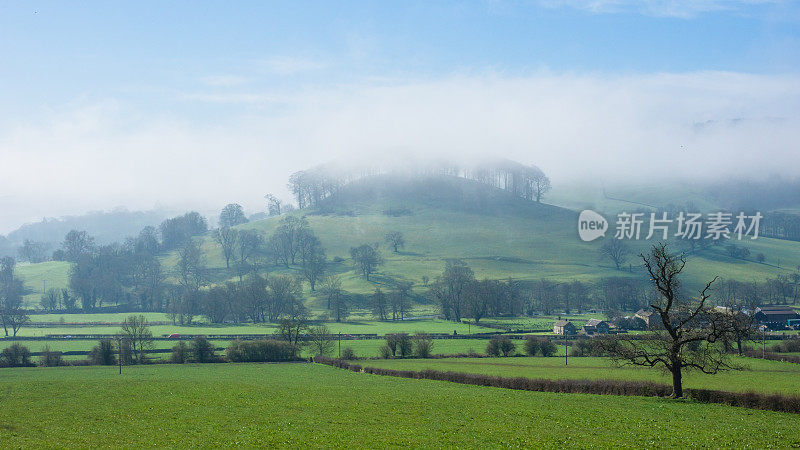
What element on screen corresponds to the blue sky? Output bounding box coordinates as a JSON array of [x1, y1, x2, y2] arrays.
[[1, 1, 797, 114], [0, 1, 798, 230]]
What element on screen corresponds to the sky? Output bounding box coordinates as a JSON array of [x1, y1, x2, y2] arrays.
[[0, 1, 799, 232]]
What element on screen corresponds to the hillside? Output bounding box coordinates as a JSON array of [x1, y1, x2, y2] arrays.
[[193, 174, 800, 307], [16, 174, 800, 309]]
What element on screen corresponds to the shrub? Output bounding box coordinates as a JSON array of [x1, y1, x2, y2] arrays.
[[486, 336, 515, 356], [499, 337, 516, 356], [313, 357, 800, 415], [225, 339, 295, 362], [569, 338, 603, 357], [379, 345, 393, 359], [773, 339, 800, 353], [613, 316, 646, 331], [524, 336, 540, 356], [191, 336, 215, 363], [413, 332, 434, 358], [341, 347, 357, 360], [1, 344, 32, 367], [89, 339, 117, 365], [386, 333, 412, 358], [525, 337, 557, 357], [539, 339, 557, 357], [171, 341, 189, 364], [39, 346, 63, 367], [486, 338, 501, 356], [119, 339, 134, 365]]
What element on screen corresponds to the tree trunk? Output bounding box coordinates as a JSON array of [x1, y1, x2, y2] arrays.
[[670, 366, 683, 398]]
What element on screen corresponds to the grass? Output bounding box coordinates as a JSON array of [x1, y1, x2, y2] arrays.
[[15, 260, 71, 307], [27, 312, 174, 323], [1, 363, 798, 447], [9, 318, 495, 338], [366, 356, 800, 395]]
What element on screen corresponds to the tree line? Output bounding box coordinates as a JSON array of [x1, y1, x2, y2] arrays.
[[287, 158, 552, 209]]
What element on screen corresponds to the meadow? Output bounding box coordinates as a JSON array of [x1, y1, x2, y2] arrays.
[[0, 337, 545, 360], [366, 356, 800, 395], [1, 363, 798, 447]]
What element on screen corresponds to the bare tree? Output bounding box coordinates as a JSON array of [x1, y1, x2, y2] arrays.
[[214, 226, 238, 269], [265, 194, 282, 216], [390, 282, 411, 321], [0, 257, 28, 337], [233, 229, 263, 280], [61, 230, 95, 262], [118, 314, 154, 363], [599, 243, 735, 398], [268, 216, 308, 267], [721, 308, 756, 356], [308, 325, 335, 356], [40, 288, 61, 311], [599, 238, 631, 270], [349, 244, 384, 280], [529, 169, 551, 203], [320, 275, 348, 322], [371, 287, 388, 321], [384, 231, 405, 253], [18, 239, 49, 263]]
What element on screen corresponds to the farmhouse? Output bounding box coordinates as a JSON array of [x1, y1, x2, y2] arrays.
[[582, 318, 610, 335], [754, 306, 799, 329], [553, 319, 576, 335], [635, 309, 659, 327]]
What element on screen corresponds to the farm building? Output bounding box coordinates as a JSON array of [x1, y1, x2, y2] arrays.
[[553, 319, 576, 335], [635, 309, 659, 327], [754, 306, 799, 329], [582, 319, 610, 335]]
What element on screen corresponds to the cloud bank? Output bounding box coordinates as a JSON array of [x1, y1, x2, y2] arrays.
[[0, 70, 798, 232]]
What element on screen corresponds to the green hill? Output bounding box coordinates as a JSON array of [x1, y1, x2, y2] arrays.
[[17, 174, 800, 309], [188, 174, 800, 306]]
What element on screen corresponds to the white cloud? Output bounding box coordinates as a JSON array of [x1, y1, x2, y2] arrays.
[[0, 70, 798, 231]]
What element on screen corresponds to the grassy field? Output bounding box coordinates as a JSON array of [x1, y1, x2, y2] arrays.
[[0, 338, 543, 360], [1, 363, 798, 447], [16, 176, 800, 309], [10, 318, 496, 338], [366, 356, 800, 395]]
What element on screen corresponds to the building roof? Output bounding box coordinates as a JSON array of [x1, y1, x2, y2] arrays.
[[554, 319, 571, 327], [756, 306, 797, 315], [584, 319, 606, 327], [636, 309, 656, 317]]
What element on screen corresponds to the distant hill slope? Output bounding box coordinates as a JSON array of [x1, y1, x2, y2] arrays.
[[16, 174, 800, 309], [194, 174, 800, 304], [4, 209, 171, 250]]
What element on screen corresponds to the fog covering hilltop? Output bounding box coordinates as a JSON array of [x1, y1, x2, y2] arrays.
[[0, 209, 171, 259], [286, 157, 552, 210]]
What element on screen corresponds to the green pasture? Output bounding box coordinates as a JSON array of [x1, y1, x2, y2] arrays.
[[367, 356, 800, 395], [0, 363, 798, 447]]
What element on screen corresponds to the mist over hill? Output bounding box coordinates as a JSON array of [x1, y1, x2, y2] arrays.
[[0, 209, 173, 258]]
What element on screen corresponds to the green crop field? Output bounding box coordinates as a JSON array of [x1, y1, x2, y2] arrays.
[[366, 356, 800, 395], [1, 363, 798, 447]]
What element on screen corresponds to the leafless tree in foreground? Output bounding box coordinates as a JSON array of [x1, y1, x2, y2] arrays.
[[598, 243, 735, 398]]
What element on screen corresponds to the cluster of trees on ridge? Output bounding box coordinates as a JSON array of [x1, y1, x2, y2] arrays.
[[287, 158, 552, 209]]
